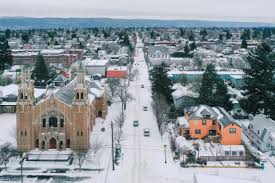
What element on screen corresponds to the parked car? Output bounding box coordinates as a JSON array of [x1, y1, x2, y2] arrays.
[[141, 84, 144, 88], [143, 128, 150, 136], [133, 120, 139, 127], [254, 151, 268, 162], [143, 106, 148, 111]]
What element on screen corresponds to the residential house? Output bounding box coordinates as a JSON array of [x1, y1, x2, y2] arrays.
[[83, 58, 110, 77], [242, 114, 275, 153], [183, 105, 242, 145]]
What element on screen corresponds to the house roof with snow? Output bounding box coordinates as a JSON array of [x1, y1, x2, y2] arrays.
[[249, 114, 275, 141], [186, 105, 238, 127], [148, 46, 170, 55]]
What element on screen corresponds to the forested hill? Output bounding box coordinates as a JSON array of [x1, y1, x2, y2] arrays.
[[0, 17, 274, 29]]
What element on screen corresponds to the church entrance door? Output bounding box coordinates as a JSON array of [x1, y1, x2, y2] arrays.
[[49, 138, 57, 149]]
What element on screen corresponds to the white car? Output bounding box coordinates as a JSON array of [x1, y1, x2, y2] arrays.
[[143, 128, 150, 137], [254, 151, 268, 162]]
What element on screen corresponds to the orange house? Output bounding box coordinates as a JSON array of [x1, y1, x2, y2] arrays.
[[183, 105, 241, 145]]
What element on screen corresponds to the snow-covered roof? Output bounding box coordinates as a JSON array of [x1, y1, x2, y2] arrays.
[[83, 58, 110, 66], [221, 145, 245, 152], [177, 117, 189, 128], [172, 84, 197, 99]]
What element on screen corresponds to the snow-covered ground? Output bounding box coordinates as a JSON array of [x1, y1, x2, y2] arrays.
[[0, 114, 16, 146]]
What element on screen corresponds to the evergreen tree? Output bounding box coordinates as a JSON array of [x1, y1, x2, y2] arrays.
[[150, 62, 174, 104], [199, 64, 232, 110], [241, 39, 248, 49], [0, 36, 12, 71], [218, 34, 224, 41], [242, 43, 275, 116], [214, 79, 233, 111], [190, 41, 197, 51], [199, 64, 219, 106], [225, 30, 232, 40], [184, 43, 190, 57], [33, 53, 49, 85], [21, 33, 29, 44], [5, 29, 11, 39], [179, 28, 185, 37]]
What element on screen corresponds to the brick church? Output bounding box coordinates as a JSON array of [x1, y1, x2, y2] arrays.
[[16, 70, 107, 152]]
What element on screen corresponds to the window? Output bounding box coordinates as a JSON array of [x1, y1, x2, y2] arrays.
[[204, 115, 210, 119], [77, 131, 79, 136], [25, 131, 27, 136], [20, 92, 23, 99], [81, 93, 84, 99], [49, 117, 58, 127], [257, 130, 260, 135], [232, 151, 237, 156], [76, 93, 79, 99], [21, 131, 23, 136], [195, 129, 201, 134], [81, 131, 83, 136], [229, 128, 236, 134], [202, 119, 206, 125], [42, 118, 46, 127], [60, 118, 64, 127], [212, 120, 216, 125], [225, 151, 230, 156]]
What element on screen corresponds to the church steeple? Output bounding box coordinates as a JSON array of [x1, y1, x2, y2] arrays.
[[73, 70, 88, 104], [17, 68, 34, 105]]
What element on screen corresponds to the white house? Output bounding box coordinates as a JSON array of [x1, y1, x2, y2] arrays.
[[242, 114, 275, 152], [83, 58, 110, 77]]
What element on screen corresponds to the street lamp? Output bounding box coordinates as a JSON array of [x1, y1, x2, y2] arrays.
[[19, 155, 27, 183], [164, 144, 167, 164]]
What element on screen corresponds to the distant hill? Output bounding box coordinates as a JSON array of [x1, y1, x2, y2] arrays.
[[0, 17, 274, 29]]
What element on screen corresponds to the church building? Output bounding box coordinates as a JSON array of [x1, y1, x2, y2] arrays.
[[16, 70, 107, 152]]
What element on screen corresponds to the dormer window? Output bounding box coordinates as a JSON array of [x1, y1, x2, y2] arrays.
[[203, 115, 210, 119]]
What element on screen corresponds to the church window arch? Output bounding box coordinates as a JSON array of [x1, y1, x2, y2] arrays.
[[49, 116, 58, 127]]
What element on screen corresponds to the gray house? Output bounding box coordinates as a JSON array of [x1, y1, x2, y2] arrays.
[[242, 114, 275, 153]]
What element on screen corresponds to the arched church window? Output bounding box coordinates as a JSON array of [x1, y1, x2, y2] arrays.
[[60, 118, 64, 127], [77, 131, 79, 136], [81, 92, 84, 99], [81, 131, 83, 136], [21, 131, 23, 136], [25, 131, 27, 136], [20, 92, 23, 99], [76, 93, 79, 99], [42, 118, 46, 127], [49, 117, 58, 127]]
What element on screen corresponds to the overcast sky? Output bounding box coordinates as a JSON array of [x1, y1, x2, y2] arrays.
[[1, 0, 275, 23]]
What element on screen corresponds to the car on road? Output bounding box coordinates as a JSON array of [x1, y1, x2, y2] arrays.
[[143, 128, 150, 136], [133, 120, 139, 127], [143, 106, 148, 111], [141, 84, 144, 88]]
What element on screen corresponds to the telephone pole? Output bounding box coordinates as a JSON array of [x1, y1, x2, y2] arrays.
[[111, 121, 115, 170]]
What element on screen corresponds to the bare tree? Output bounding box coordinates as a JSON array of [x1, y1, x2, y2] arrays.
[[113, 111, 126, 145], [127, 68, 139, 86], [73, 141, 91, 170], [117, 85, 133, 112], [151, 93, 169, 139], [106, 78, 120, 99], [0, 143, 17, 170], [91, 137, 103, 157]]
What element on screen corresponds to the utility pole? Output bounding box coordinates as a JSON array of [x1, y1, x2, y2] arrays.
[[164, 144, 167, 164], [111, 121, 115, 170]]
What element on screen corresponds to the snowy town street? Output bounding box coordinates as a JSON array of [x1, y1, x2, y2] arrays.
[[102, 38, 184, 183]]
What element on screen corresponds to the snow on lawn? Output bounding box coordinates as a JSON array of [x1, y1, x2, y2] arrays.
[[0, 113, 16, 146]]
